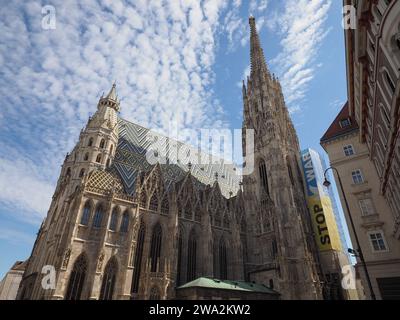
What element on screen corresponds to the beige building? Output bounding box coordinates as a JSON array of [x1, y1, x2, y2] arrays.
[[343, 0, 400, 237], [0, 261, 27, 300], [321, 102, 400, 299], [17, 18, 325, 300]]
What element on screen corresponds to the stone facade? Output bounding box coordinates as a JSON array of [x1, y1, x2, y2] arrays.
[[17, 18, 324, 300]]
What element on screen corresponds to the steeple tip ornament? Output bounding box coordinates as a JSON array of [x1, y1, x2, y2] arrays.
[[106, 82, 118, 101]]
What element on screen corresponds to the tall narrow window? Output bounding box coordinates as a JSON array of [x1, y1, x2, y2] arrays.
[[80, 202, 91, 225], [359, 199, 375, 216], [88, 137, 93, 147], [131, 223, 145, 294], [100, 139, 106, 149], [287, 156, 294, 185], [120, 211, 129, 233], [176, 231, 183, 286], [79, 169, 85, 178], [99, 257, 118, 300], [385, 71, 396, 93], [259, 160, 269, 194], [149, 224, 162, 272], [109, 208, 118, 231], [96, 154, 102, 163], [219, 238, 227, 280], [93, 205, 104, 228], [65, 254, 87, 300], [149, 193, 158, 211], [185, 203, 192, 220], [187, 230, 197, 282], [352, 169, 364, 184], [161, 195, 169, 215], [84, 153, 89, 161]]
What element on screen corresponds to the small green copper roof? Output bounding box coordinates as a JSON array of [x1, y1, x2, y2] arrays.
[[177, 278, 279, 295]]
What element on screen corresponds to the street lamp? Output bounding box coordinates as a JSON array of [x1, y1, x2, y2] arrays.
[[323, 166, 376, 300]]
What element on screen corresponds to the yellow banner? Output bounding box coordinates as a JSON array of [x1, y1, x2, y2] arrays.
[[307, 195, 342, 251]]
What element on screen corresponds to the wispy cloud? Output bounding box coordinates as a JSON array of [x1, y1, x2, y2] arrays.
[[0, 228, 35, 246], [223, 0, 269, 51], [0, 0, 236, 224], [270, 0, 332, 109]]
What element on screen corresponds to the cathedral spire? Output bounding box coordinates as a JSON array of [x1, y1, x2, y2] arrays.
[[249, 16, 269, 80], [98, 82, 120, 112], [106, 82, 118, 101]]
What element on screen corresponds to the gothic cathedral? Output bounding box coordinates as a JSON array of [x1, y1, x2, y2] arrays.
[[17, 17, 324, 300]]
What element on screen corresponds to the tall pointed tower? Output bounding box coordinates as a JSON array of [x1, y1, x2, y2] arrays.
[[242, 17, 323, 300]]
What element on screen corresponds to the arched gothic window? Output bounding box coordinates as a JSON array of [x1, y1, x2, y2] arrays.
[[259, 160, 269, 195], [194, 207, 201, 222], [84, 153, 89, 161], [176, 230, 183, 286], [149, 224, 162, 272], [149, 193, 158, 211], [88, 137, 93, 147], [96, 154, 102, 163], [100, 139, 106, 149], [92, 205, 104, 228], [99, 257, 118, 300], [79, 168, 85, 178], [184, 203, 192, 220], [66, 167, 71, 177], [149, 287, 160, 300], [161, 195, 169, 214], [219, 238, 227, 280], [214, 211, 222, 227], [131, 223, 145, 294], [140, 191, 147, 208], [109, 208, 118, 231], [80, 202, 91, 225], [187, 230, 197, 282], [286, 156, 294, 186], [223, 215, 230, 229], [65, 254, 87, 300], [120, 211, 129, 233]]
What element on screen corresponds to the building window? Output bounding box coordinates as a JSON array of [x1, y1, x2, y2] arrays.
[[185, 204, 192, 220], [369, 232, 388, 252], [99, 257, 118, 300], [339, 118, 351, 128], [88, 137, 93, 147], [65, 254, 87, 300], [80, 202, 91, 225], [359, 199, 375, 216], [187, 230, 197, 282], [92, 205, 104, 228], [259, 160, 269, 194], [385, 71, 396, 94], [100, 139, 106, 149], [149, 224, 162, 272], [149, 193, 158, 212], [96, 154, 102, 163], [176, 231, 183, 286], [110, 144, 113, 154], [109, 208, 118, 231], [131, 223, 145, 294], [84, 153, 89, 161], [79, 169, 85, 178], [161, 195, 169, 215], [343, 145, 355, 156], [120, 211, 129, 233], [219, 238, 228, 280], [351, 169, 364, 184], [287, 156, 294, 185]]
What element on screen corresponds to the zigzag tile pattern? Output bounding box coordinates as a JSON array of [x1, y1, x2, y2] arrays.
[[112, 118, 241, 198]]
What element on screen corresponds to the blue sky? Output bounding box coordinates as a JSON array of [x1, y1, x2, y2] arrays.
[[0, 0, 352, 278]]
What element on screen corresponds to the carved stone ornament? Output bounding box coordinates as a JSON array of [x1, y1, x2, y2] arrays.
[[97, 252, 105, 272], [62, 248, 71, 268]]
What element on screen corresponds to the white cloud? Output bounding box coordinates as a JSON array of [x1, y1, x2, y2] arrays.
[[0, 0, 235, 225], [270, 0, 332, 108]]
